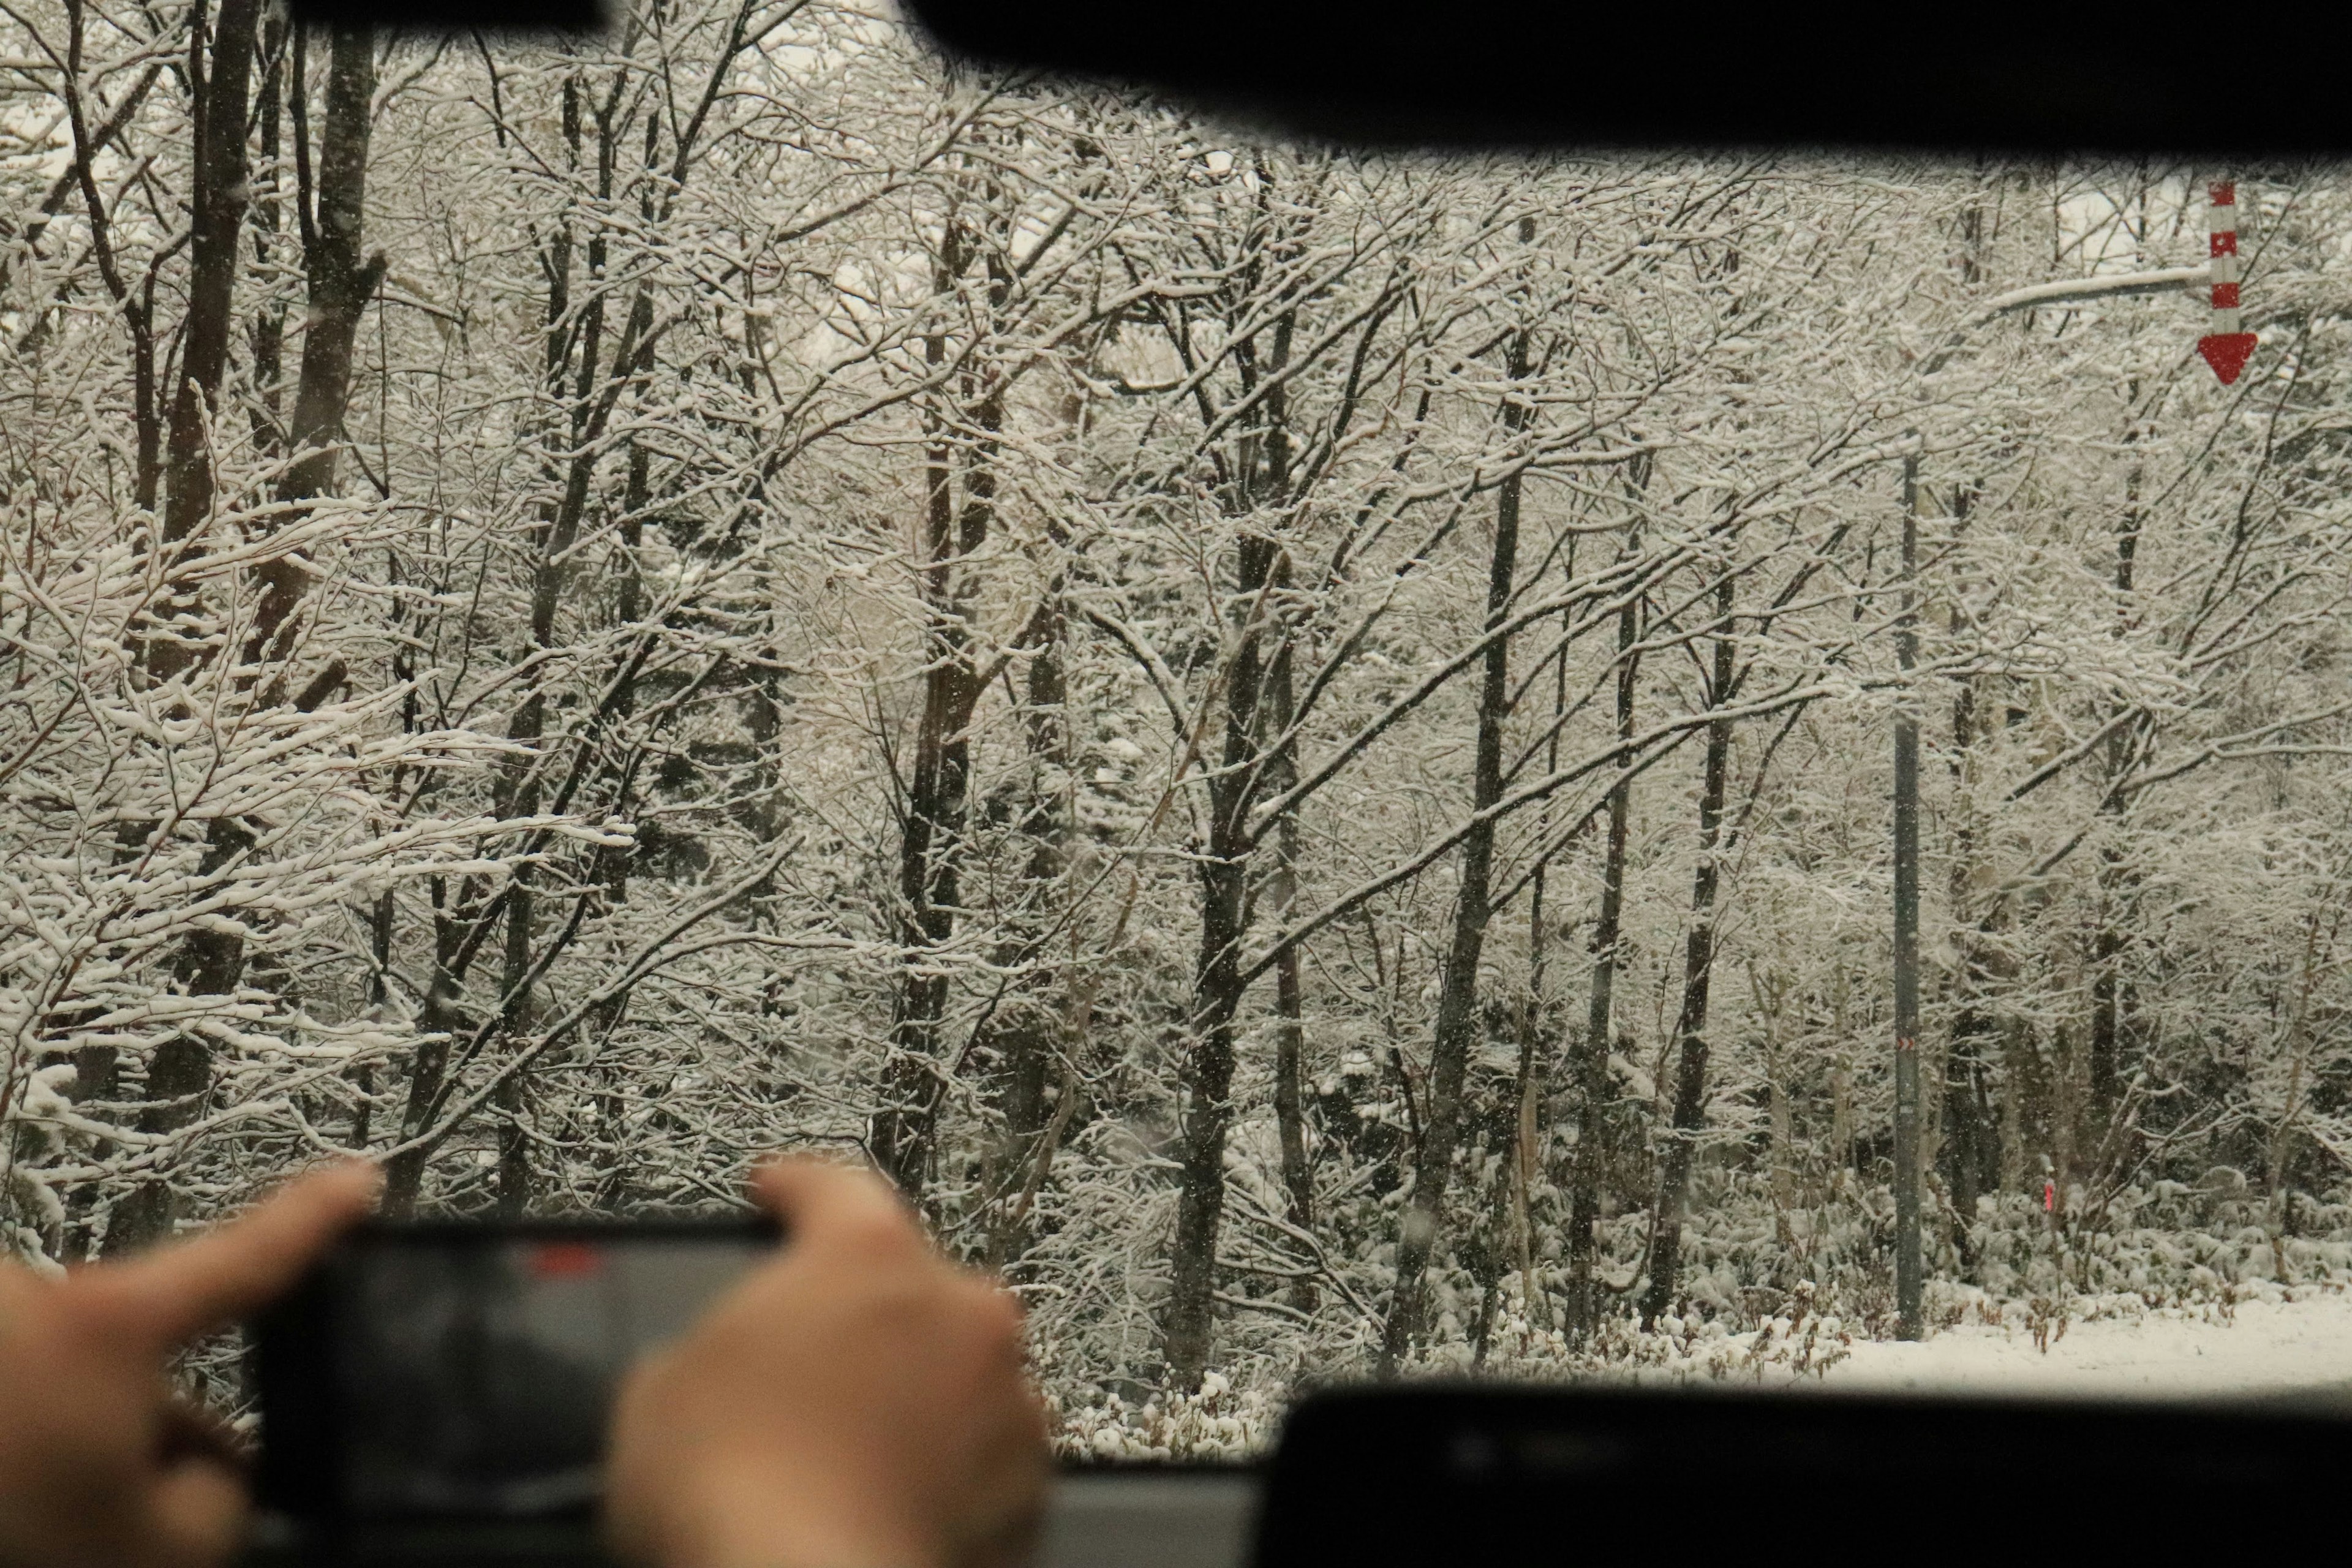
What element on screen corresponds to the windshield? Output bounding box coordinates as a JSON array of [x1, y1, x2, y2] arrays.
[[4, 1, 2349, 1459]]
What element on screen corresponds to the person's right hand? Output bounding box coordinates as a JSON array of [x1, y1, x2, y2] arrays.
[[605, 1158, 1047, 1568]]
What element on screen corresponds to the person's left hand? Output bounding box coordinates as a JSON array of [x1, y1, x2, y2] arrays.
[[0, 1164, 380, 1568]]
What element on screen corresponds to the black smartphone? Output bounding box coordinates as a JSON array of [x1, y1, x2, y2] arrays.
[[253, 1216, 777, 1545]]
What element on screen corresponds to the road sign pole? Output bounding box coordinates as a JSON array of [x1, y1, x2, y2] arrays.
[[2199, 181, 2258, 385]]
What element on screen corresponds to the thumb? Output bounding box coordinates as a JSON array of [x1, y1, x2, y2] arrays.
[[92, 1163, 381, 1348], [147, 1456, 249, 1568], [748, 1155, 918, 1251]]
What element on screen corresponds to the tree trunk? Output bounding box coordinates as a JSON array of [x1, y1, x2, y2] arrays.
[[872, 306, 999, 1196], [2086, 451, 2143, 1127], [1565, 592, 1640, 1339], [1640, 574, 1736, 1327], [1263, 593, 1315, 1232], [494, 881, 536, 1216], [381, 72, 690, 1215], [1943, 657, 1994, 1268], [982, 592, 1073, 1267], [1892, 450, 1924, 1341], [1941, 480, 2003, 1266], [249, 16, 286, 455], [1162, 543, 1281, 1384], [102, 1039, 214, 1250], [1378, 328, 1528, 1372], [381, 907, 464, 1216], [393, 90, 661, 1210], [1164, 750, 1254, 1387], [1945, 673, 1984, 1253], [102, 818, 251, 1251], [116, 19, 380, 1243], [157, 0, 262, 555], [1161, 296, 1296, 1389], [1509, 625, 1572, 1332], [257, 23, 385, 667]]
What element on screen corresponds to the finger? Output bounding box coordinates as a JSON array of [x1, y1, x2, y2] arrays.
[[148, 1455, 251, 1568], [96, 1163, 381, 1347], [750, 1156, 919, 1250], [960, 1503, 1046, 1568], [0, 1255, 47, 1319], [159, 1397, 249, 1469]]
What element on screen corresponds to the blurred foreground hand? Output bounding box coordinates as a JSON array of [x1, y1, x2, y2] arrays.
[[608, 1158, 1048, 1568], [0, 1166, 380, 1568]]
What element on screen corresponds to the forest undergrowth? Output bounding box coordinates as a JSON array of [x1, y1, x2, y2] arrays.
[[1052, 1178, 2352, 1458]]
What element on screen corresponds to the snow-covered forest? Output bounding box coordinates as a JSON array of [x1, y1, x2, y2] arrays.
[[8, 0, 2352, 1447]]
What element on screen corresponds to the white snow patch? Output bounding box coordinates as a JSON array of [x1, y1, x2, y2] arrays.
[[1823, 1290, 2352, 1401]]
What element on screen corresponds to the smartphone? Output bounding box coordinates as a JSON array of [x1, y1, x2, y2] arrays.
[[254, 1216, 776, 1544]]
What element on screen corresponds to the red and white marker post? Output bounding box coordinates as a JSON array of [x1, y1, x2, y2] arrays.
[[2199, 181, 2258, 385]]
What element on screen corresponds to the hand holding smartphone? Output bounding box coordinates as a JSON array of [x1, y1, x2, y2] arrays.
[[249, 1160, 1048, 1568], [254, 1217, 776, 1545]]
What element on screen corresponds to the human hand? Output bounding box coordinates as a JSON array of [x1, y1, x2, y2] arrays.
[[605, 1158, 1048, 1568], [0, 1164, 381, 1568]]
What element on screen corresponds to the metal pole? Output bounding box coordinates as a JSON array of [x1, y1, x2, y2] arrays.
[[1885, 254, 2206, 1338], [1893, 445, 1923, 1341]]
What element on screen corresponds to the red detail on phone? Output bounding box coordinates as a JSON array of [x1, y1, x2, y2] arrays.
[[529, 1241, 606, 1278]]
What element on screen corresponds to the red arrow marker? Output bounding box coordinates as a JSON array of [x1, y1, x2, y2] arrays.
[[2199, 333, 2257, 384], [2199, 182, 2256, 386]]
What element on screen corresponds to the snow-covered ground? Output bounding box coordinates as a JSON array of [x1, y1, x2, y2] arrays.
[[1063, 1289, 2352, 1461], [1822, 1289, 2352, 1403]]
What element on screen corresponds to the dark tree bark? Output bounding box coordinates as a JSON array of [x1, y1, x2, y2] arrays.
[[464, 82, 662, 1216], [102, 865, 240, 1246], [1944, 663, 1990, 1267], [1503, 1005, 1548, 1328], [158, 0, 263, 554], [1506, 619, 1575, 1332], [255, 23, 387, 668], [1163, 537, 1274, 1385], [102, 809, 255, 1250], [281, 26, 383, 498], [872, 217, 1001, 1195], [1940, 479, 2002, 1267], [1939, 206, 1994, 1253], [1161, 293, 1295, 1389], [1262, 568, 1315, 1234], [379, 35, 758, 1211], [248, 17, 287, 455], [102, 1039, 214, 1250], [981, 590, 1075, 1267], [350, 886, 396, 1150], [382, 906, 465, 1215], [1566, 591, 1641, 1339], [114, 21, 382, 1244], [45, 5, 165, 503], [494, 886, 536, 1216], [2086, 440, 2146, 1126], [439, 61, 695, 1212], [1378, 327, 1529, 1373], [1893, 450, 1924, 1341], [1639, 575, 1736, 1327]]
